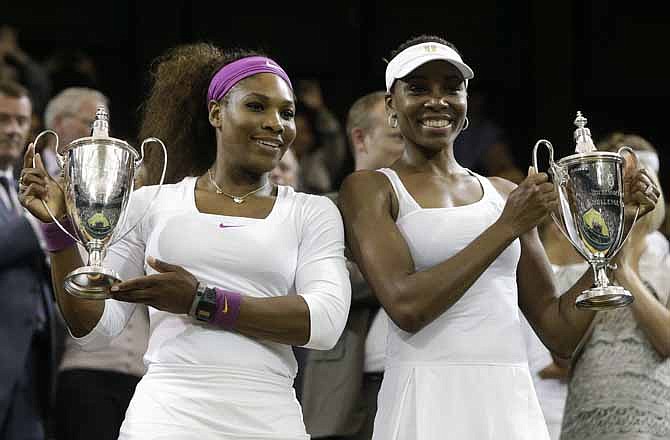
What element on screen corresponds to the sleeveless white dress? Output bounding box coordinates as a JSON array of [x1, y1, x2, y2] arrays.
[[372, 168, 550, 440]]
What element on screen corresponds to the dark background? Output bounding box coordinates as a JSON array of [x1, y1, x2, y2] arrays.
[[5, 0, 669, 190]]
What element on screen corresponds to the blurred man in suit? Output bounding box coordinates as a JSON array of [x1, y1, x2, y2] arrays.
[[0, 79, 57, 440]]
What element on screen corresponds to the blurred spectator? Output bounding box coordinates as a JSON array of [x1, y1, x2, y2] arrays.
[[0, 25, 51, 117], [41, 87, 149, 440], [454, 89, 524, 183], [270, 147, 300, 188], [558, 133, 670, 440], [292, 79, 348, 194], [41, 87, 108, 177], [0, 79, 57, 440], [300, 90, 404, 440], [345, 91, 404, 171]]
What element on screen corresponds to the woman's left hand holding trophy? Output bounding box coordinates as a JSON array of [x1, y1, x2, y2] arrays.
[[623, 165, 659, 218], [18, 143, 67, 223]]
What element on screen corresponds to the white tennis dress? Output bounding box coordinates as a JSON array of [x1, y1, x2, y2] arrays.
[[73, 177, 351, 440], [373, 168, 550, 440]]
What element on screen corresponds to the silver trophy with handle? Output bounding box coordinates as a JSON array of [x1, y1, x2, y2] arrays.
[[33, 107, 167, 299], [532, 112, 639, 310]]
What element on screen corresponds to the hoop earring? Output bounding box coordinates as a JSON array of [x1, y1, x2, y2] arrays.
[[388, 114, 399, 128], [462, 116, 469, 131]]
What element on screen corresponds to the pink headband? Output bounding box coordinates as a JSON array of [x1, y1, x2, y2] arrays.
[[207, 56, 293, 103]]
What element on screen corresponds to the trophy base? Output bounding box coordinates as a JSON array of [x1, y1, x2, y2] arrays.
[[576, 285, 634, 311], [64, 266, 121, 300]]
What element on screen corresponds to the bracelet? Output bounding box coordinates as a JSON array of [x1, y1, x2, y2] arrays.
[[189, 283, 242, 329], [190, 283, 217, 322], [212, 288, 242, 330], [39, 217, 76, 252]]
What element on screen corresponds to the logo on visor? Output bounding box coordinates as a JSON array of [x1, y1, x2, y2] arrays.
[[424, 44, 438, 53], [266, 60, 278, 68]]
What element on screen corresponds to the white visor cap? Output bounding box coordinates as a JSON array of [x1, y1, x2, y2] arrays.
[[385, 42, 474, 92]]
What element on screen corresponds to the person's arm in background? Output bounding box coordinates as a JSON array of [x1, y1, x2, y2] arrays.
[[297, 80, 348, 187]]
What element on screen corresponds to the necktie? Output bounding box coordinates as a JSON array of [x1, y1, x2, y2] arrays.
[[1, 174, 49, 330], [0, 175, 17, 213]]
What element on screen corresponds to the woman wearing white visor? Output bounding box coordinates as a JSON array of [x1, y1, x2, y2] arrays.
[[338, 35, 660, 440]]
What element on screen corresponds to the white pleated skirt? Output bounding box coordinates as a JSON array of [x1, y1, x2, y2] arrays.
[[372, 362, 550, 440], [118, 363, 309, 440]]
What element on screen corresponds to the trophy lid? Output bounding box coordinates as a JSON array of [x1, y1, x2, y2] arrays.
[[58, 105, 139, 160], [574, 111, 597, 153]]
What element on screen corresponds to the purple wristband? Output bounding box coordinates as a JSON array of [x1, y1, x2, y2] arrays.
[[212, 288, 242, 330], [39, 217, 77, 252]]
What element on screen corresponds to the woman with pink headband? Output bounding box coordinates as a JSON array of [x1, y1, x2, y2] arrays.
[[338, 34, 660, 440], [18, 43, 350, 439]]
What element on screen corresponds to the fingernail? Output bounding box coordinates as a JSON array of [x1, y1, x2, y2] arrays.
[[111, 285, 119, 292]]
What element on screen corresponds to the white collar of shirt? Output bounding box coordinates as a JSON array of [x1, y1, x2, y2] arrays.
[[0, 166, 14, 180], [0, 166, 18, 212]]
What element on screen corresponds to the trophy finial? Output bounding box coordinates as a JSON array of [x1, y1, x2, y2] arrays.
[[573, 110, 596, 153], [574, 111, 587, 128], [91, 105, 110, 138]]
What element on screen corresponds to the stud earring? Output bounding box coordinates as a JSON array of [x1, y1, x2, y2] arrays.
[[388, 114, 399, 129]]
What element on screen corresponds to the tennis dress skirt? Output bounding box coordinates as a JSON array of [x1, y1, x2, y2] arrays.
[[373, 362, 550, 440], [118, 363, 309, 440]]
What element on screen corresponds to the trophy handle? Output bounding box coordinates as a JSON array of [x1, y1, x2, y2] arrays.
[[31, 130, 83, 245], [607, 145, 641, 258], [533, 139, 569, 185], [532, 139, 588, 258], [33, 129, 65, 168], [532, 139, 555, 173], [110, 137, 168, 246]]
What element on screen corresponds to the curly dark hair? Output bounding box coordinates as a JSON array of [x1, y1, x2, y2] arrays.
[[138, 43, 265, 184]]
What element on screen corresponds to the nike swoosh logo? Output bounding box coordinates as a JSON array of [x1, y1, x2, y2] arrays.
[[219, 224, 243, 229]]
